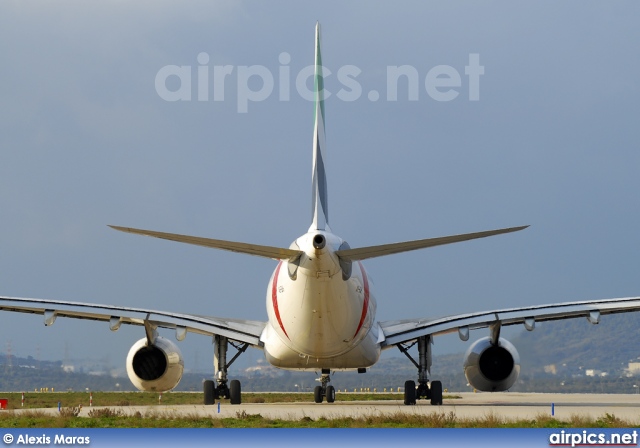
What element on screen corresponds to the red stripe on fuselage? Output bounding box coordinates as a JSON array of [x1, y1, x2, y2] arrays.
[[353, 261, 370, 339], [271, 261, 289, 339]]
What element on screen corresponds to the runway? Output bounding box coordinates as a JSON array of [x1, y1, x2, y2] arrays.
[[19, 393, 640, 422]]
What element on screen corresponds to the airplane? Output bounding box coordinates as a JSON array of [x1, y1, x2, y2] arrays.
[[2, 23, 640, 406]]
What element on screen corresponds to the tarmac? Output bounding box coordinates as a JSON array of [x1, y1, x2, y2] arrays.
[[16, 392, 640, 422]]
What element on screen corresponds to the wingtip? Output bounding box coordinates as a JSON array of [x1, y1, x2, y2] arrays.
[[507, 225, 529, 233]]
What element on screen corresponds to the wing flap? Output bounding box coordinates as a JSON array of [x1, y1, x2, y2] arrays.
[[380, 296, 640, 347], [0, 296, 266, 346]]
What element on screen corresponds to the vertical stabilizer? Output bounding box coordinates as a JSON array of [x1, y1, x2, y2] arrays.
[[310, 22, 330, 232]]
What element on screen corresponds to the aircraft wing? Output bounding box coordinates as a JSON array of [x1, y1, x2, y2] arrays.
[[0, 296, 266, 346], [379, 296, 640, 347]]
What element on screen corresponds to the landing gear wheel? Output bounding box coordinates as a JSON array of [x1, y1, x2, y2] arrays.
[[203, 380, 215, 405], [326, 385, 336, 403], [430, 380, 443, 405], [230, 379, 242, 405], [314, 386, 323, 403], [404, 380, 416, 405]]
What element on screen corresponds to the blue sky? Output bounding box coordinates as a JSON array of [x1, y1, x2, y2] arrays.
[[0, 1, 639, 377]]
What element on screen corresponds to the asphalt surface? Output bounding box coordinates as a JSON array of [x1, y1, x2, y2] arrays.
[[17, 392, 640, 422]]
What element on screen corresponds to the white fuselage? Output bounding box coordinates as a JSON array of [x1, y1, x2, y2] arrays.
[[260, 230, 381, 370]]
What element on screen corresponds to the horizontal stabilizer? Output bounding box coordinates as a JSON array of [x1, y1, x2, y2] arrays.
[[335, 225, 529, 261], [109, 226, 302, 260]]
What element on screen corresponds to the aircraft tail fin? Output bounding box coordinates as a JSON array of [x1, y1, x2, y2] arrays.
[[309, 22, 329, 232]]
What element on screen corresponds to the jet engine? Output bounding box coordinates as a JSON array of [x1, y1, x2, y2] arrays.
[[126, 337, 184, 392], [463, 337, 520, 391]]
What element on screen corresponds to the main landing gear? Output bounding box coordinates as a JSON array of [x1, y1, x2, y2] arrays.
[[398, 335, 443, 406], [313, 369, 336, 403], [203, 335, 249, 405]]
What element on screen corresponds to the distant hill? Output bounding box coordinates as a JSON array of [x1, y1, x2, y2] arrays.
[[510, 311, 640, 375]]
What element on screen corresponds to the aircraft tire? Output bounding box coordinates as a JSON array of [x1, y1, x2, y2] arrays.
[[430, 380, 443, 406], [326, 385, 336, 403], [314, 386, 323, 403], [203, 380, 215, 405], [404, 380, 416, 405], [230, 379, 242, 405]]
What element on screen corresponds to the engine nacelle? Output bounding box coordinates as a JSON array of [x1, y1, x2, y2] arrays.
[[126, 337, 184, 392], [463, 337, 520, 392]]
